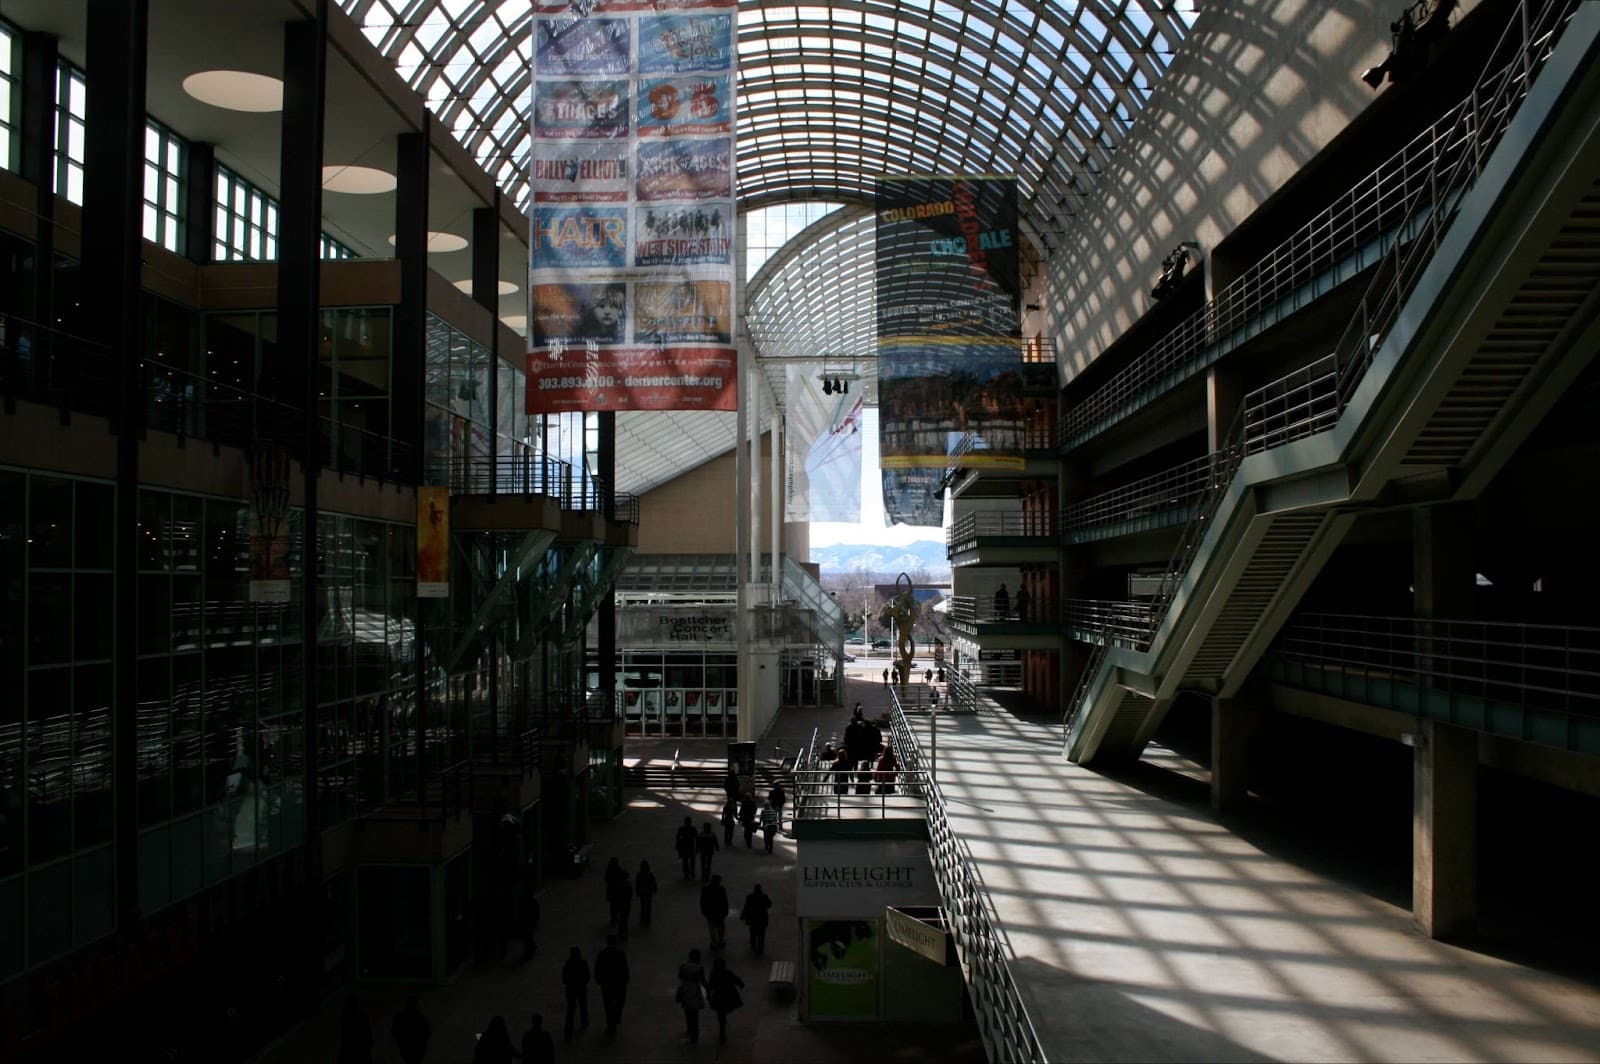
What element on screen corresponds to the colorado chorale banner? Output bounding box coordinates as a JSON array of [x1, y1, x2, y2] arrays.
[[526, 0, 739, 414]]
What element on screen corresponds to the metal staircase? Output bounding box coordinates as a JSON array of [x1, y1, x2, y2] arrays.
[[1067, 0, 1600, 764]]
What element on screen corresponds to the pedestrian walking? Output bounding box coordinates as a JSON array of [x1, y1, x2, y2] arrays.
[[876, 745, 899, 794], [739, 883, 771, 953], [473, 1016, 516, 1064], [521, 1013, 555, 1064], [1014, 583, 1031, 621], [607, 867, 633, 939], [337, 995, 373, 1064], [832, 748, 853, 796], [882, 667, 889, 685], [696, 822, 720, 882], [993, 583, 1010, 620], [675, 816, 697, 879], [707, 956, 745, 1045], [721, 796, 737, 846], [700, 873, 730, 949], [594, 934, 630, 1035], [390, 995, 430, 1064], [759, 800, 779, 853], [561, 945, 590, 1040], [767, 780, 786, 821], [676, 949, 710, 1044], [635, 860, 658, 926], [739, 792, 758, 848]]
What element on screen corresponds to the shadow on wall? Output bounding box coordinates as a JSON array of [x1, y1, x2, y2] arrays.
[[1048, 0, 1392, 380]]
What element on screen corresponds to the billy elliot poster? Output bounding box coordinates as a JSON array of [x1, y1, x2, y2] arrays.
[[529, 1, 737, 414], [875, 176, 1024, 525]]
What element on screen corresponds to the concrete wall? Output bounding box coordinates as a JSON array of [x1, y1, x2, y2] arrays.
[[636, 431, 807, 560], [1043, 0, 1470, 382]]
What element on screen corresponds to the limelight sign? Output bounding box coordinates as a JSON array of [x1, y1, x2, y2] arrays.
[[797, 840, 938, 918]]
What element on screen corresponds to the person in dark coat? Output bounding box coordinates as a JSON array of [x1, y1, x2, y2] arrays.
[[832, 749, 853, 796], [607, 868, 633, 939], [594, 934, 630, 1035], [721, 796, 738, 846], [635, 860, 658, 926], [337, 995, 373, 1064], [767, 780, 786, 820], [390, 996, 430, 1064], [739, 793, 758, 848], [700, 873, 730, 949], [473, 1015, 516, 1064], [521, 1013, 555, 1064], [695, 822, 719, 882], [876, 746, 899, 795], [675, 816, 697, 879], [739, 883, 772, 953], [675, 950, 708, 1044], [707, 956, 745, 1045], [993, 583, 1010, 620], [561, 945, 590, 1040]]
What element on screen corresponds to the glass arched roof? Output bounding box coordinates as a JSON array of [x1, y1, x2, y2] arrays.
[[339, 0, 1200, 237]]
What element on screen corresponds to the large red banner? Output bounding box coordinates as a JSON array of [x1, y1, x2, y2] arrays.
[[526, 346, 736, 412]]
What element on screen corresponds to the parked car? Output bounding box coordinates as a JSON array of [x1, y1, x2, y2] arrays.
[[871, 639, 891, 650]]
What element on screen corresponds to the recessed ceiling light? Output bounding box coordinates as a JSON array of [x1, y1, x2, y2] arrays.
[[387, 231, 469, 253], [322, 165, 396, 194], [182, 70, 283, 113], [453, 279, 518, 296]]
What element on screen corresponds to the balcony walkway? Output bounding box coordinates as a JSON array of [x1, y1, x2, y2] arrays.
[[917, 678, 1600, 1062]]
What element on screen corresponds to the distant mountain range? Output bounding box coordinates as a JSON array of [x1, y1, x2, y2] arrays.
[[809, 540, 950, 581]]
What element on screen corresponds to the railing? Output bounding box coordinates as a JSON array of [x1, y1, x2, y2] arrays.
[[469, 727, 540, 774], [948, 594, 1057, 625], [945, 666, 981, 713], [142, 360, 416, 481], [1058, 3, 1571, 452], [1270, 613, 1600, 729], [888, 692, 1044, 1062], [0, 314, 119, 419], [1063, 638, 1110, 735], [1062, 453, 1217, 536], [1062, 599, 1158, 649], [1146, 0, 1577, 648], [946, 511, 1056, 551], [422, 453, 641, 525], [789, 765, 930, 819]]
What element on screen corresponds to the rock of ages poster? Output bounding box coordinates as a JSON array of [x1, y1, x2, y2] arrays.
[[528, 0, 738, 414]]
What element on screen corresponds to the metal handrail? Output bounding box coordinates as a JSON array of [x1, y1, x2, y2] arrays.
[[424, 452, 574, 498], [948, 595, 1056, 625], [888, 691, 1044, 1063], [0, 313, 119, 419], [1148, 0, 1577, 644], [1058, 5, 1565, 452], [470, 727, 540, 772], [789, 766, 929, 819], [1062, 599, 1157, 648], [947, 510, 1056, 550], [1271, 612, 1600, 721], [1062, 453, 1217, 533]]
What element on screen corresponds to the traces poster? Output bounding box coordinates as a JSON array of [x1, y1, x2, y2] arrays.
[[529, 0, 738, 413]]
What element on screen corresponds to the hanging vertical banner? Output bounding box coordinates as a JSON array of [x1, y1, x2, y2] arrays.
[[248, 445, 292, 603], [417, 486, 450, 598], [785, 366, 863, 523], [876, 176, 1023, 524], [527, 0, 739, 414]]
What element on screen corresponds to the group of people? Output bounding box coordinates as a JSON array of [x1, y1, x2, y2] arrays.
[[718, 784, 785, 855], [336, 996, 555, 1064], [820, 704, 899, 795], [992, 582, 1031, 620]]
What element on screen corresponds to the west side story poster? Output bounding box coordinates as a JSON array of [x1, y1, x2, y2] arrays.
[[527, 1, 738, 413]]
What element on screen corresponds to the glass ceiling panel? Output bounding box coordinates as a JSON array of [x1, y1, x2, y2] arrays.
[[337, 0, 1200, 237]]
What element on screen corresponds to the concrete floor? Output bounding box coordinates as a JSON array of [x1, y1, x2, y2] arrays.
[[258, 662, 1600, 1062], [909, 675, 1600, 1063]]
